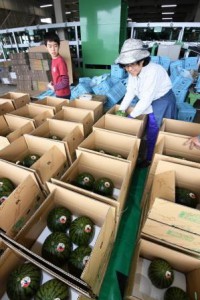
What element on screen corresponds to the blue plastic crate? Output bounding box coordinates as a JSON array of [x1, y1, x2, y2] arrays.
[[177, 102, 196, 122], [105, 81, 126, 107], [195, 74, 200, 90], [92, 79, 112, 95], [183, 57, 198, 70], [159, 56, 171, 71], [150, 56, 160, 64], [169, 60, 184, 81], [71, 83, 93, 99], [79, 77, 92, 85], [172, 88, 188, 103], [172, 75, 193, 90], [111, 64, 126, 79]]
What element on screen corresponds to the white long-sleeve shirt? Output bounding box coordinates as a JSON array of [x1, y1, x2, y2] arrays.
[[119, 62, 172, 118]]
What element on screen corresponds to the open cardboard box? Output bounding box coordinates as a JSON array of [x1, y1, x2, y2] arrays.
[[0, 240, 83, 300], [29, 118, 84, 164], [53, 106, 93, 137], [6, 103, 55, 127], [0, 134, 70, 191], [51, 150, 132, 220], [160, 118, 200, 137], [93, 114, 146, 138], [124, 238, 200, 300], [2, 181, 116, 297], [0, 92, 30, 109], [0, 114, 35, 150], [106, 104, 146, 121], [78, 128, 140, 172], [68, 99, 103, 122], [0, 160, 45, 238], [31, 96, 69, 113], [0, 99, 15, 115], [154, 132, 200, 163]]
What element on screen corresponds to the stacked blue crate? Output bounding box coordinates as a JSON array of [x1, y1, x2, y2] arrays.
[[111, 64, 126, 79], [92, 78, 112, 95], [105, 81, 127, 109], [159, 56, 171, 71], [169, 60, 184, 82], [70, 83, 93, 99], [183, 57, 199, 71], [172, 89, 188, 103], [150, 56, 160, 64], [172, 75, 193, 90], [177, 102, 196, 122], [195, 75, 200, 92]]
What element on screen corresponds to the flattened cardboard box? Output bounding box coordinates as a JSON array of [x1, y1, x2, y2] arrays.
[[93, 114, 145, 138], [31, 96, 69, 113], [160, 118, 200, 137], [154, 131, 200, 163], [51, 150, 132, 221], [68, 99, 103, 122], [28, 118, 84, 164], [53, 106, 93, 137], [0, 92, 30, 109], [124, 238, 200, 300], [0, 134, 70, 191], [6, 103, 55, 127], [3, 182, 116, 297], [78, 128, 140, 172], [0, 160, 45, 238]]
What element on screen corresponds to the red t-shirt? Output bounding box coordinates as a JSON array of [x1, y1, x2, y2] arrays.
[[51, 55, 70, 97]]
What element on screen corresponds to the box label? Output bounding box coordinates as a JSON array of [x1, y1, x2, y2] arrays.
[[179, 211, 200, 225]]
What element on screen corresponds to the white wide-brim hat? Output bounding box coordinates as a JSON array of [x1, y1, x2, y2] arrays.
[[115, 38, 150, 64]]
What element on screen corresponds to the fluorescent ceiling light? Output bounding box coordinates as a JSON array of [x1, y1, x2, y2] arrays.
[[161, 4, 177, 7], [40, 4, 53, 8], [162, 17, 173, 20], [162, 12, 175, 14], [65, 11, 71, 14], [41, 18, 52, 23]]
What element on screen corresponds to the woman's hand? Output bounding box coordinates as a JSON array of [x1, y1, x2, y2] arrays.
[[184, 136, 200, 150]]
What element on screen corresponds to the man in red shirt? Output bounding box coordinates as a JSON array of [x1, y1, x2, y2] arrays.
[[44, 32, 71, 99]]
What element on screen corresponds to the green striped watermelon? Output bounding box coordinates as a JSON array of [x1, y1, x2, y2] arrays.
[[42, 232, 72, 267], [148, 258, 174, 289], [0, 177, 15, 205], [75, 172, 95, 191], [49, 135, 62, 141], [6, 262, 42, 300], [69, 216, 94, 246], [34, 278, 69, 300], [47, 206, 72, 233], [68, 246, 92, 277], [22, 154, 40, 168], [93, 177, 114, 197], [164, 286, 189, 300], [175, 187, 198, 208]]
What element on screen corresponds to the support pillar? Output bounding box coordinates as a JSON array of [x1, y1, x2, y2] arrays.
[[53, 0, 67, 40]]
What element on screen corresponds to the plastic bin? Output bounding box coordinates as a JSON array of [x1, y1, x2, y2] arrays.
[[111, 64, 126, 79], [177, 102, 196, 122], [172, 75, 193, 90], [150, 56, 160, 64], [159, 56, 171, 71], [184, 57, 199, 70], [92, 80, 112, 95], [172, 88, 188, 103]]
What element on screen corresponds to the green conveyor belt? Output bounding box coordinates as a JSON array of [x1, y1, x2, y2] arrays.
[[99, 167, 148, 300]]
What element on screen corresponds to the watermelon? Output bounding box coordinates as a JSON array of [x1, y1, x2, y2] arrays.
[[148, 258, 174, 289], [112, 153, 124, 159], [0, 177, 15, 205], [175, 187, 198, 208], [6, 262, 42, 300], [75, 172, 95, 191], [164, 286, 189, 300], [68, 246, 92, 277], [93, 177, 114, 197], [22, 154, 40, 168], [96, 149, 107, 154], [69, 216, 94, 246], [42, 232, 72, 267], [47, 206, 72, 233], [34, 278, 69, 300], [49, 135, 62, 141], [115, 110, 126, 117]]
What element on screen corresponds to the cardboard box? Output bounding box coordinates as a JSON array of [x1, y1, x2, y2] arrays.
[[0, 160, 45, 238], [51, 150, 132, 219], [68, 99, 103, 122], [78, 128, 140, 172], [53, 106, 93, 137], [93, 114, 146, 138], [154, 132, 200, 163], [124, 238, 200, 300], [31, 96, 69, 113], [9, 182, 116, 297], [0, 99, 15, 115], [106, 104, 146, 122], [160, 118, 200, 137], [7, 103, 55, 127], [0, 134, 70, 190], [0, 92, 30, 109], [28, 119, 84, 164], [29, 41, 73, 84]]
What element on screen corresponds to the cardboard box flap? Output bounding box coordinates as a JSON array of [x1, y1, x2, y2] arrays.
[[0, 102, 14, 115], [0, 175, 44, 233], [150, 170, 175, 206], [4, 114, 35, 130], [0, 115, 9, 135], [0, 136, 28, 162], [7, 122, 35, 143], [0, 232, 94, 298]]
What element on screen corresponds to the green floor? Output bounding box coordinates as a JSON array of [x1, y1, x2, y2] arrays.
[[99, 167, 148, 300]]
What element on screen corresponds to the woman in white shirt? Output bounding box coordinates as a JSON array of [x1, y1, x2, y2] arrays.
[[115, 38, 177, 167]]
